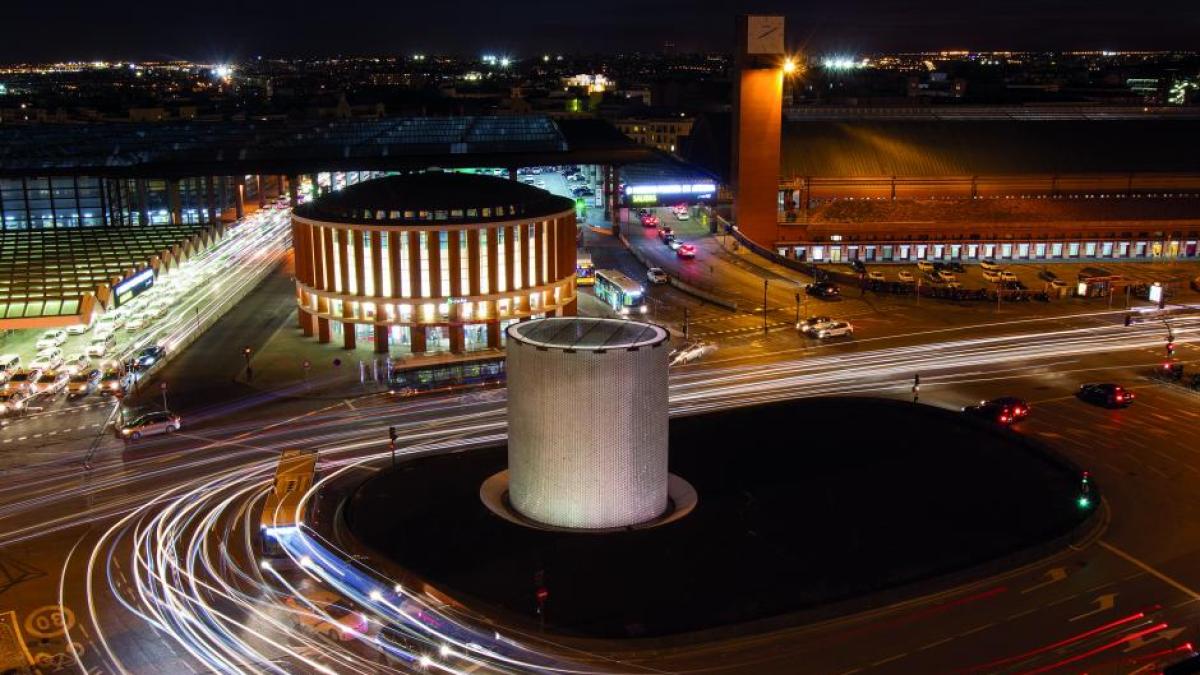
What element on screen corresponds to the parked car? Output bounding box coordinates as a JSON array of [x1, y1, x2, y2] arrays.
[[797, 316, 835, 333], [32, 370, 70, 396], [898, 270, 915, 283], [980, 259, 1002, 271], [87, 334, 115, 358], [983, 269, 1004, 282], [646, 267, 669, 284], [30, 349, 64, 371], [807, 282, 841, 299], [125, 315, 147, 332], [117, 410, 182, 440], [813, 321, 854, 338], [669, 341, 718, 366], [935, 270, 957, 282], [1077, 383, 1135, 408], [939, 261, 966, 273], [1038, 269, 1059, 283], [63, 353, 91, 374], [67, 368, 103, 399], [916, 261, 935, 273], [1000, 271, 1019, 282], [66, 322, 92, 336], [36, 329, 68, 350], [867, 270, 885, 282], [676, 244, 697, 259], [963, 397, 1030, 425]]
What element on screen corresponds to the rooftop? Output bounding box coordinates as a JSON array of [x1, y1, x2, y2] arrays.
[[295, 172, 575, 225], [507, 317, 667, 351]]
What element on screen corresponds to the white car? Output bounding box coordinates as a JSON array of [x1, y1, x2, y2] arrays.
[[898, 270, 915, 283], [867, 271, 886, 282], [30, 351, 64, 371], [982, 269, 1003, 282], [646, 267, 669, 284], [814, 321, 854, 338], [145, 303, 169, 319], [117, 411, 182, 440], [31, 370, 70, 396], [95, 315, 124, 333], [935, 270, 957, 282], [66, 323, 92, 336], [916, 261, 935, 273], [980, 259, 1002, 271], [1000, 271, 1019, 282], [669, 341, 718, 366], [676, 210, 689, 221], [36, 329, 68, 350], [63, 353, 91, 374], [125, 316, 147, 332]]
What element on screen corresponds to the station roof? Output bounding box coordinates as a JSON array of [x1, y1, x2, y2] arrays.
[[508, 317, 667, 351], [296, 172, 575, 224], [683, 110, 1200, 181], [0, 115, 663, 178]]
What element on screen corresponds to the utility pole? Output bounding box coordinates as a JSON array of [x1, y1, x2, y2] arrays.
[[794, 292, 801, 325], [912, 373, 920, 403], [388, 425, 398, 468], [683, 307, 690, 342]]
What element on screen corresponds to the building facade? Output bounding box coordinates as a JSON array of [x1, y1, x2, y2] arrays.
[[292, 172, 579, 355]]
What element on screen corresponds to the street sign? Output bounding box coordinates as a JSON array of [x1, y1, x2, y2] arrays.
[[24, 605, 74, 639]]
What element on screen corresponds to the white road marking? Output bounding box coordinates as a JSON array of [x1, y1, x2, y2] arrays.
[[1100, 540, 1200, 601]]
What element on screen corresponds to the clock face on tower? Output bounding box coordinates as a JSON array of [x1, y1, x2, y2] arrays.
[[746, 15, 784, 55]]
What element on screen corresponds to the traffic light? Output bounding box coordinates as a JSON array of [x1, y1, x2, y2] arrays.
[[1077, 472, 1093, 510], [1167, 341, 1176, 358], [389, 426, 397, 443]]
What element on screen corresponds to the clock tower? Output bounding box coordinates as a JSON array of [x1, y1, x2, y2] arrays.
[[732, 14, 785, 247]]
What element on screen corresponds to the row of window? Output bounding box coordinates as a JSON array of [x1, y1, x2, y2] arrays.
[[309, 290, 563, 325], [782, 239, 1200, 263]]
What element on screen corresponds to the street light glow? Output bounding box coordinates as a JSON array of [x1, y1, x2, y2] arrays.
[[782, 57, 798, 75]]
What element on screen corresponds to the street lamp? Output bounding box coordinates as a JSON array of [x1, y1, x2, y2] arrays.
[[782, 57, 798, 75]]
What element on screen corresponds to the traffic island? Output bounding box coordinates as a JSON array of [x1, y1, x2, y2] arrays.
[[343, 396, 1096, 640]]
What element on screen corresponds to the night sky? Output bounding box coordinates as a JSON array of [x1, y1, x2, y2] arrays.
[[3, 0, 1196, 62]]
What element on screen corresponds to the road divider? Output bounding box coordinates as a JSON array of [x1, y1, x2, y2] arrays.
[[618, 233, 738, 311]]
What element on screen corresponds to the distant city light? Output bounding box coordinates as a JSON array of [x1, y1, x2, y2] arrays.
[[821, 56, 869, 70], [213, 64, 233, 81], [542, 55, 550, 63], [412, 54, 425, 61], [481, 54, 497, 65], [0, 84, 6, 96], [499, 56, 511, 68]]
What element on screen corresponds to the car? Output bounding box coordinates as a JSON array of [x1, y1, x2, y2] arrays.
[[939, 261, 966, 273], [916, 261, 935, 273], [663, 232, 676, 245], [935, 270, 957, 282], [0, 391, 33, 416], [99, 370, 124, 396], [667, 239, 683, 251], [982, 269, 1004, 282], [797, 316, 834, 333], [669, 341, 717, 366], [1077, 383, 1135, 408], [63, 353, 90, 374], [963, 397, 1030, 425], [95, 315, 124, 334], [676, 244, 697, 259], [806, 282, 841, 299], [636, 208, 650, 217], [145, 303, 169, 319], [675, 209, 689, 221], [867, 270, 886, 282], [1, 369, 43, 395], [640, 214, 659, 227], [66, 322, 92, 336], [282, 588, 370, 642], [898, 270, 915, 283], [814, 321, 854, 338], [36, 329, 68, 350], [87, 334, 114, 358], [1048, 279, 1068, 289], [646, 267, 669, 284], [848, 259, 867, 274], [31, 370, 70, 396], [125, 315, 147, 332], [117, 411, 182, 440], [658, 226, 674, 240], [1000, 271, 1019, 282], [30, 348, 64, 371], [133, 345, 167, 369], [980, 259, 1002, 271], [1038, 269, 1059, 283], [67, 368, 103, 399]]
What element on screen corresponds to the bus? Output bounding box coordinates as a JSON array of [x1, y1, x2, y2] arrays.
[[388, 353, 506, 396], [576, 251, 595, 286], [594, 269, 648, 315], [260, 448, 318, 557]]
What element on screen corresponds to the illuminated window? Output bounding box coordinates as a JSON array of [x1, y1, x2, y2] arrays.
[[439, 231, 451, 296], [380, 235, 391, 296], [459, 230, 470, 296], [496, 227, 507, 292], [512, 226, 523, 290], [479, 229, 490, 294], [362, 234, 374, 296], [398, 233, 411, 297], [419, 232, 431, 297], [331, 230, 343, 293]]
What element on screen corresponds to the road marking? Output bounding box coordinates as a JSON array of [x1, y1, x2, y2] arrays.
[[917, 636, 955, 651], [870, 653, 907, 667], [1046, 592, 1081, 607], [1100, 540, 1200, 601], [957, 622, 995, 637], [1069, 593, 1117, 622], [1007, 608, 1039, 621], [1021, 567, 1068, 594]]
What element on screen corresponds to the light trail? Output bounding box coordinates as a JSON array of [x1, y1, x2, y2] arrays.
[[36, 310, 1198, 674]]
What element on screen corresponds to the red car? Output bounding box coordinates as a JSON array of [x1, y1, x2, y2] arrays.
[[676, 244, 696, 259], [640, 214, 659, 227]]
